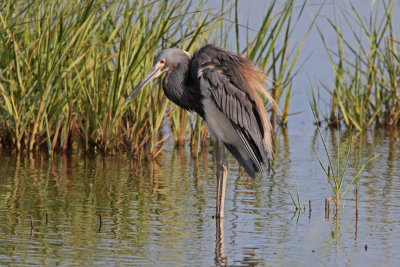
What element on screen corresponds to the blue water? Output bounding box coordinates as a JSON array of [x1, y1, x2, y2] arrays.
[[1, 127, 399, 266], [1, 1, 400, 266]]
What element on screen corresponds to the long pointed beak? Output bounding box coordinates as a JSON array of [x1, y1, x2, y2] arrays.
[[124, 62, 164, 105]]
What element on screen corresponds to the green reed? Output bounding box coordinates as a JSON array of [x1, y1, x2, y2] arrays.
[[309, 99, 379, 217], [318, 0, 399, 130], [0, 0, 218, 156], [237, 0, 314, 126], [287, 177, 302, 211], [0, 0, 308, 157]]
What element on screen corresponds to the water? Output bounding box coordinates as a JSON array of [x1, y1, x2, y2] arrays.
[[1, 1, 400, 266], [0, 128, 399, 266]]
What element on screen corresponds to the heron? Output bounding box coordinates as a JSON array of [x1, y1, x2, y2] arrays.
[[125, 44, 274, 218]]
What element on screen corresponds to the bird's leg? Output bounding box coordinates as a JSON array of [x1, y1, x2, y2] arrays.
[[214, 141, 221, 171], [215, 141, 228, 219], [216, 165, 227, 218], [214, 216, 227, 266], [221, 144, 228, 167]]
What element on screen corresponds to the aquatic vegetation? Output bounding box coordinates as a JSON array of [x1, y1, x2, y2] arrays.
[[309, 100, 379, 217], [236, 0, 312, 126], [0, 0, 220, 156], [287, 177, 302, 211], [318, 0, 400, 130], [0, 0, 306, 157]]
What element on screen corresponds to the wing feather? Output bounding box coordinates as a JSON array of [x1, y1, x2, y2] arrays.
[[191, 45, 274, 176], [201, 66, 269, 174]]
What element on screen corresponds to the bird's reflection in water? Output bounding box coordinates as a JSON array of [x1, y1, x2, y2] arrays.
[[214, 217, 227, 266]]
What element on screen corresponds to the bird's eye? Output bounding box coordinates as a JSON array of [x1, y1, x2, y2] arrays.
[[160, 59, 165, 64]]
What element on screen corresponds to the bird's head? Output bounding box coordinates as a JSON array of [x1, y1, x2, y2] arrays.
[[125, 48, 190, 104]]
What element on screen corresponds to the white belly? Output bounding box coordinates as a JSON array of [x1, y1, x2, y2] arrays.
[[203, 98, 249, 159]]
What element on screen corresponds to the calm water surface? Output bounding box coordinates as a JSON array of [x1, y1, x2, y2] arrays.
[[0, 128, 399, 266], [1, 1, 400, 266]]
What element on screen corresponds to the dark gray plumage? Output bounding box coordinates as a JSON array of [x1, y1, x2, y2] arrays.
[[126, 44, 275, 218], [126, 44, 274, 178]]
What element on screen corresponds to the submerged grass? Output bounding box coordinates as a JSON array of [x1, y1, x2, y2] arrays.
[[287, 177, 302, 211], [309, 98, 380, 217], [0, 0, 306, 157], [318, 0, 400, 130]]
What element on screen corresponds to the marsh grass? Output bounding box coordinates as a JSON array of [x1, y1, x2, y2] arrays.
[[287, 177, 302, 211], [0, 0, 308, 157], [0, 0, 219, 156], [318, 0, 400, 130], [236, 0, 314, 126], [309, 99, 379, 217]]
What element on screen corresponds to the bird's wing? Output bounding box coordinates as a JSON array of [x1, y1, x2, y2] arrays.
[[199, 66, 270, 173], [191, 44, 273, 155]]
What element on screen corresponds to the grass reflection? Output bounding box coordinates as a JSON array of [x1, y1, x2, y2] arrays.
[[0, 127, 399, 264]]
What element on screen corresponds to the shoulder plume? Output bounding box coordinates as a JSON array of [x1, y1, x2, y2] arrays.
[[212, 45, 276, 157]]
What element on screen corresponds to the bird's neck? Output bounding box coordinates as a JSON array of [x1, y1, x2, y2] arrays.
[[162, 64, 188, 104], [163, 63, 204, 116]]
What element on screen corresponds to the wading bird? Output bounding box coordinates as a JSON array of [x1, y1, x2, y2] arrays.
[[125, 44, 274, 218]]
